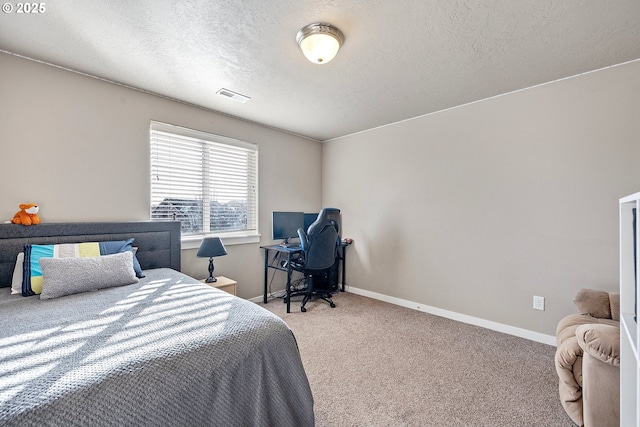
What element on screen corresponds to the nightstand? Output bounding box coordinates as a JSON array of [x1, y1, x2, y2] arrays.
[[200, 276, 237, 296]]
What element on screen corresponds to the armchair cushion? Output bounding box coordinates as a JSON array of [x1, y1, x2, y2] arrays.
[[574, 288, 612, 319]]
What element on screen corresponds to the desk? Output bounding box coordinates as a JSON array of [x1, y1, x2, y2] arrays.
[[261, 242, 350, 313]]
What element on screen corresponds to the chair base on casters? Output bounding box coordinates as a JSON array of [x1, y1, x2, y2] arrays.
[[300, 291, 336, 312]]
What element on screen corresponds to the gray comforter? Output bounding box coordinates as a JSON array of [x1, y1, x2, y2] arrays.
[[0, 268, 314, 426]]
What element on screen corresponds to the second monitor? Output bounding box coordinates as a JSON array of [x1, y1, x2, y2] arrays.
[[304, 212, 318, 232], [272, 210, 338, 245]]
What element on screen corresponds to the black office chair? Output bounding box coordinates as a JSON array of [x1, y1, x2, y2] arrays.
[[294, 208, 340, 312]]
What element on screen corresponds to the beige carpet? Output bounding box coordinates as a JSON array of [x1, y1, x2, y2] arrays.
[[260, 292, 576, 427]]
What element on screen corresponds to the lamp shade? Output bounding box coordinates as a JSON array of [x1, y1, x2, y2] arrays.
[[197, 237, 228, 258], [296, 23, 344, 64]]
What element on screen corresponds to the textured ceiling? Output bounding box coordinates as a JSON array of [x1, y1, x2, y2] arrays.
[[1, 0, 639, 141]]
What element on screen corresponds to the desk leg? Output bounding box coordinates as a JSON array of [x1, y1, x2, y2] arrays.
[[286, 252, 293, 313], [341, 247, 347, 292], [263, 249, 269, 303]]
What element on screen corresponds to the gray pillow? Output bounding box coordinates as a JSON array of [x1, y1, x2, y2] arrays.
[[39, 251, 139, 300]]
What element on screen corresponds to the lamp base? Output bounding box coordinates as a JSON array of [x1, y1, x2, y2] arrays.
[[206, 258, 217, 283]]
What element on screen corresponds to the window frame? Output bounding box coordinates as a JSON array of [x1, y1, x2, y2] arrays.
[[149, 121, 260, 247]]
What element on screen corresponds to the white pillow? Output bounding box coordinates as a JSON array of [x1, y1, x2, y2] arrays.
[[39, 251, 139, 300], [11, 252, 24, 295]]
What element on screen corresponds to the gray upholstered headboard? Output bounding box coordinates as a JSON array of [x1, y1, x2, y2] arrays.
[[0, 221, 181, 288]]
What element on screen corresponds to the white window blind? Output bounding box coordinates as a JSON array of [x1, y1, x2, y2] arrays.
[[150, 121, 258, 238]]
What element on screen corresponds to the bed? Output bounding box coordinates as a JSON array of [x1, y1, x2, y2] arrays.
[[0, 221, 314, 427]]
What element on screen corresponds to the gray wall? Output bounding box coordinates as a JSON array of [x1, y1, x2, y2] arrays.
[[0, 53, 323, 299], [322, 61, 640, 336]]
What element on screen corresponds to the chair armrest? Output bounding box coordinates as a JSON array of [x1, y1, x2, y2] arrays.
[[297, 228, 309, 251], [575, 323, 620, 367]]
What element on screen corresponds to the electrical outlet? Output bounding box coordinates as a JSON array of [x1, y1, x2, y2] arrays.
[[533, 296, 545, 311]]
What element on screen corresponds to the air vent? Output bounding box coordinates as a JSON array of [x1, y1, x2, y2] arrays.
[[216, 88, 251, 103]]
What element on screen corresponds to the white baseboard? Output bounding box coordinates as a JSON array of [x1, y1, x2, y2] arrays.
[[247, 291, 284, 304], [249, 286, 556, 346], [345, 286, 557, 347]]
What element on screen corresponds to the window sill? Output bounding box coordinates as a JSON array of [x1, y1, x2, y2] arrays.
[[181, 232, 261, 250]]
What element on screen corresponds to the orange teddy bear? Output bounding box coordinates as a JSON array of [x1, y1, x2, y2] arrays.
[[12, 203, 41, 226]]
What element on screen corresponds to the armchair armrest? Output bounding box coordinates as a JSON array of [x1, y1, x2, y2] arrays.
[[575, 323, 620, 367]]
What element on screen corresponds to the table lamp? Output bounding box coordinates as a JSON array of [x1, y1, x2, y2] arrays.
[[196, 237, 228, 283]]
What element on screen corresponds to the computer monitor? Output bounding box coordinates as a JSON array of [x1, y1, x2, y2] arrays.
[[272, 211, 304, 244]]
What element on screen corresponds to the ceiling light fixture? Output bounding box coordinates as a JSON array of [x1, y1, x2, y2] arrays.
[[296, 23, 344, 65]]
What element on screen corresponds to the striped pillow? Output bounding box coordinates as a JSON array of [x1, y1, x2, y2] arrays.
[[22, 239, 143, 296]]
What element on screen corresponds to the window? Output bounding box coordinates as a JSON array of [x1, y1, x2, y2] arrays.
[[150, 121, 258, 241]]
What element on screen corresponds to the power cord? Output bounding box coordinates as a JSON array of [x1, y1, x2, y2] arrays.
[[266, 252, 307, 301]]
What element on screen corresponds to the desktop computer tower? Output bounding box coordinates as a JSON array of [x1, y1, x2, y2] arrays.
[[309, 261, 339, 292]]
